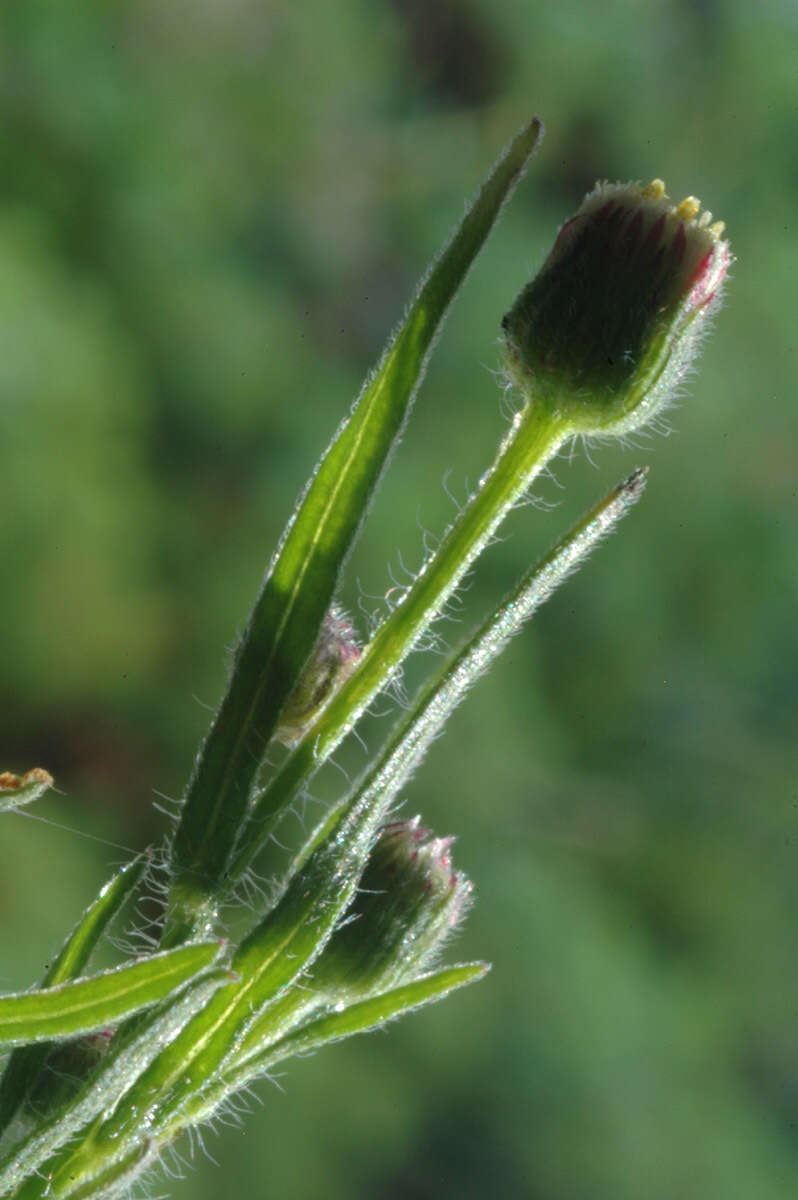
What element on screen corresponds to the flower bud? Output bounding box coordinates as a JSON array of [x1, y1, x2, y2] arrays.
[[0, 767, 53, 813], [311, 817, 472, 999], [276, 605, 360, 746], [501, 179, 730, 435]]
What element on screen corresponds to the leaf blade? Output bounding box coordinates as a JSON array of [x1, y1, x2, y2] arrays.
[[231, 465, 646, 884], [130, 965, 490, 1154], [0, 969, 232, 1198], [169, 117, 545, 906], [0, 942, 223, 1048], [0, 853, 149, 1134], [228, 963, 489, 1082]]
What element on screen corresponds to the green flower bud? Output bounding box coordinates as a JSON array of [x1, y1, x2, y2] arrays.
[[276, 605, 360, 746], [501, 179, 730, 435], [311, 817, 472, 1000]]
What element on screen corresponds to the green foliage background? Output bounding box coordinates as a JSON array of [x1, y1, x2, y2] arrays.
[[1, 1, 796, 1196]]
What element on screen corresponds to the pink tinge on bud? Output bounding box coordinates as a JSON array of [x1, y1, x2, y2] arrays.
[[642, 212, 666, 254], [501, 177, 731, 437], [310, 816, 473, 997], [276, 604, 361, 745], [684, 240, 729, 310], [369, 819, 463, 906]]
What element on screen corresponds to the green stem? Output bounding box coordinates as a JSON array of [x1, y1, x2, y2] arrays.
[[288, 465, 648, 876], [162, 117, 544, 942], [227, 402, 569, 886]]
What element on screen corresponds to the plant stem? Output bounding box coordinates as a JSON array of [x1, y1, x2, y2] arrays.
[[227, 401, 569, 886]]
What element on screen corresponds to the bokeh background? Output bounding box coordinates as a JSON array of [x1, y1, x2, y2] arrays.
[[2, 1, 796, 1196]]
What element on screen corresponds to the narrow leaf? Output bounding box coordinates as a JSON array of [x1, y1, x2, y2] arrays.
[[232, 467, 648, 883], [55, 1138, 156, 1200], [0, 970, 231, 1199], [41, 853, 151, 988], [0, 853, 149, 1135], [116, 964, 489, 1158], [324, 467, 650, 824], [88, 770, 400, 1145], [168, 116, 545, 910], [228, 964, 489, 1084], [0, 941, 223, 1047]]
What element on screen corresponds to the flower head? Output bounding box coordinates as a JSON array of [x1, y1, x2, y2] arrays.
[[501, 179, 730, 435], [312, 817, 472, 999]]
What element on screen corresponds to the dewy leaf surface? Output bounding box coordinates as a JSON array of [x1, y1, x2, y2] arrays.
[[0, 971, 231, 1198], [0, 853, 148, 1134], [225, 964, 489, 1085], [169, 117, 544, 903], [0, 942, 222, 1047], [96, 965, 490, 1153]]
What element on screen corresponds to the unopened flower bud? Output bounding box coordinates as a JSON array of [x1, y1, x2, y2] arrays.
[[312, 817, 472, 999], [276, 605, 360, 746], [0, 767, 53, 813], [501, 179, 730, 435]]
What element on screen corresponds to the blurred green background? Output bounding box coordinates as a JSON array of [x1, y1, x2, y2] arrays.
[[1, 1, 796, 1196]]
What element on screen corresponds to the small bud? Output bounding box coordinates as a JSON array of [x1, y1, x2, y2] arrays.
[[501, 179, 731, 435], [276, 605, 361, 746], [0, 767, 54, 813], [311, 817, 472, 999]]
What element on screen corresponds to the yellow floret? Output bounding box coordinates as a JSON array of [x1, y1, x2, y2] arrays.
[[675, 195, 701, 222]]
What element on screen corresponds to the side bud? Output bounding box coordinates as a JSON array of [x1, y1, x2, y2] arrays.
[[276, 605, 360, 746], [0, 767, 54, 813], [501, 179, 730, 436], [312, 817, 472, 1000]]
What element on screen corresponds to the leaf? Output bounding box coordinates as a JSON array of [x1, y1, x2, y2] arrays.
[[88, 777, 397, 1144], [109, 964, 489, 1159], [232, 468, 648, 883], [0, 941, 223, 1048], [57, 1137, 156, 1200], [227, 963, 489, 1083], [168, 116, 545, 910], [0, 969, 232, 1198], [0, 853, 149, 1135], [326, 468, 650, 833], [41, 853, 151, 988]]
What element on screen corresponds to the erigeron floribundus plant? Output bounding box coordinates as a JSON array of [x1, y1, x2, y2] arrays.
[[0, 117, 729, 1199]]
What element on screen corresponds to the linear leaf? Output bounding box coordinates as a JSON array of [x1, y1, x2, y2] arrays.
[[321, 467, 650, 828], [0, 941, 223, 1048], [85, 762, 405, 1149], [232, 467, 648, 884], [168, 116, 545, 911], [226, 964, 489, 1086], [56, 1137, 156, 1200], [0, 853, 149, 1135], [42, 853, 150, 988], [0, 970, 231, 1199], [113, 964, 489, 1159]]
